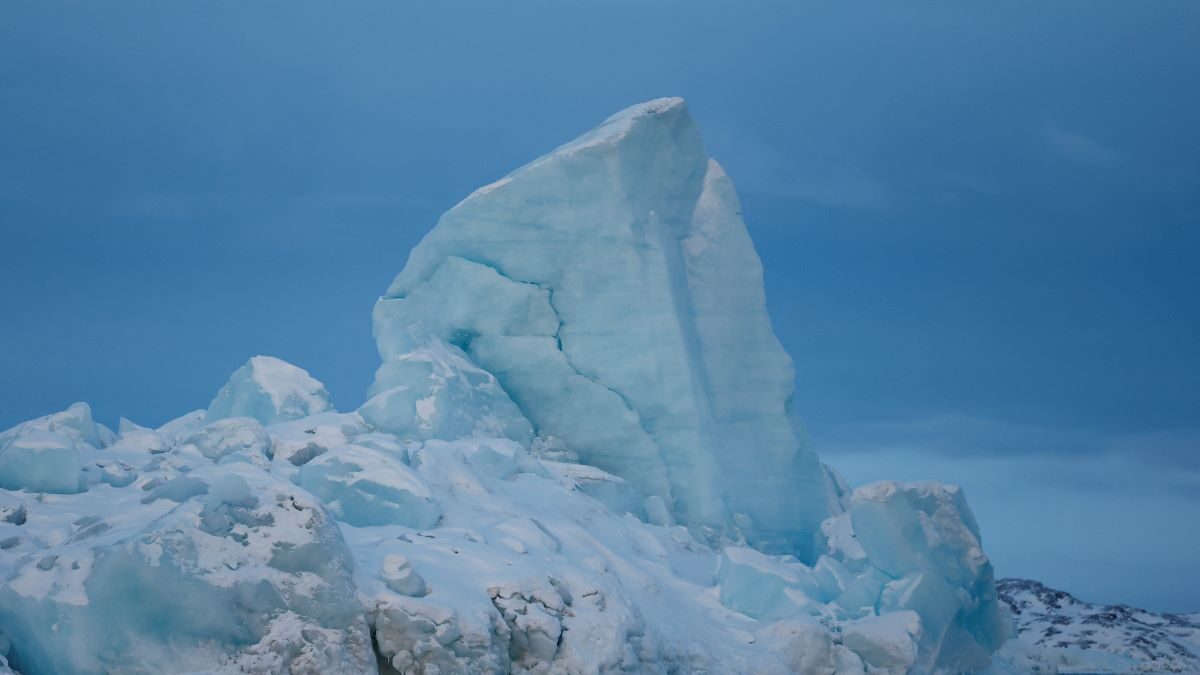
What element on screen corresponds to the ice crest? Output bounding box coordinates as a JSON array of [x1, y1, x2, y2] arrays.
[[376, 97, 826, 557]]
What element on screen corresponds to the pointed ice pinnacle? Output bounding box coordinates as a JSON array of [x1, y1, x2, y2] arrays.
[[372, 98, 828, 558]]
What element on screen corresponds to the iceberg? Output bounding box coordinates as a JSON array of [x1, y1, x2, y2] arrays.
[[0, 98, 1018, 674], [361, 337, 533, 444], [374, 97, 826, 558]]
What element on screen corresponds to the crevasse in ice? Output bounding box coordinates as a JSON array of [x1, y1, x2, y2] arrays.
[[0, 98, 1011, 674]]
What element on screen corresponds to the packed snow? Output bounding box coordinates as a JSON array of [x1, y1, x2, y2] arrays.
[[0, 99, 1023, 674]]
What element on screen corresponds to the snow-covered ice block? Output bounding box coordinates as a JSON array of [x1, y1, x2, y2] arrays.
[[372, 596, 509, 674], [296, 445, 441, 528], [826, 481, 1010, 673], [381, 554, 429, 597], [266, 412, 368, 471], [0, 464, 372, 674], [544, 460, 644, 518], [716, 546, 823, 620], [373, 97, 829, 557], [0, 431, 82, 494], [206, 356, 332, 425], [755, 618, 836, 675], [0, 402, 106, 451], [156, 409, 207, 438], [112, 418, 170, 454], [177, 417, 273, 464], [841, 611, 921, 674], [362, 337, 534, 444]]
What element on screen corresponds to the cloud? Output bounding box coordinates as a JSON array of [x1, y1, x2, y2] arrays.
[[1041, 122, 1121, 166]]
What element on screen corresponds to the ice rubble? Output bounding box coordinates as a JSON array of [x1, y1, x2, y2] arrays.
[[0, 98, 1011, 674]]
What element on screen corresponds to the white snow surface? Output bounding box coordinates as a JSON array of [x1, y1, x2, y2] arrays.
[[0, 99, 1021, 674]]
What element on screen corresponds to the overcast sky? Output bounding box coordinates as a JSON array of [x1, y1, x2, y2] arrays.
[[2, 1, 1197, 611]]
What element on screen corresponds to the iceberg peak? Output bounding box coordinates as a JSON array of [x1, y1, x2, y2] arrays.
[[461, 97, 698, 213], [374, 97, 826, 557]]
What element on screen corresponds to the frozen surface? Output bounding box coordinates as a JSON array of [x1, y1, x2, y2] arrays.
[[0, 99, 1031, 674], [207, 356, 332, 425]]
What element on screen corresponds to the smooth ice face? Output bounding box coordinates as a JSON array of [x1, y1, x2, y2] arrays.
[[0, 431, 82, 494], [207, 356, 332, 425], [0, 403, 107, 495], [374, 97, 827, 558], [296, 445, 441, 528]]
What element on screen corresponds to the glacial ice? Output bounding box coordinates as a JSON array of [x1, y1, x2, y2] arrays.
[[207, 355, 332, 425], [0, 431, 82, 495], [0, 98, 1014, 674], [361, 336, 533, 444], [0, 403, 113, 495], [375, 97, 826, 557]]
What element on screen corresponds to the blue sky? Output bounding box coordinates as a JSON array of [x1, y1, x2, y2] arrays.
[[2, 2, 1198, 611]]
